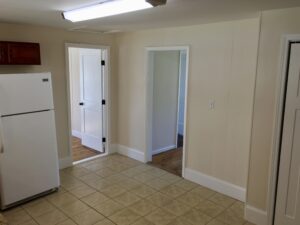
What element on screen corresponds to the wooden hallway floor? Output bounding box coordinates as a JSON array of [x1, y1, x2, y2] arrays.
[[72, 137, 101, 162]]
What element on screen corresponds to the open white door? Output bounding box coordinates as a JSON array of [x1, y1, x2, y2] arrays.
[[275, 43, 300, 225], [80, 49, 104, 152]]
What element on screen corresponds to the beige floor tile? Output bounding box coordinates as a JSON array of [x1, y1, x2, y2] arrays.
[[146, 193, 172, 207], [206, 219, 229, 225], [160, 185, 186, 198], [47, 192, 77, 207], [160, 173, 182, 183], [100, 184, 127, 198], [182, 209, 212, 225], [174, 180, 197, 191], [145, 178, 170, 190], [22, 198, 47, 208], [93, 199, 123, 217], [166, 217, 193, 225], [72, 209, 104, 225], [22, 220, 39, 225], [86, 178, 114, 190], [145, 208, 176, 225], [209, 193, 236, 208], [176, 191, 205, 207], [114, 192, 141, 206], [109, 208, 140, 225], [133, 173, 156, 183], [107, 163, 132, 172], [24, 200, 55, 218], [94, 218, 116, 225], [131, 218, 155, 225], [59, 200, 89, 217], [68, 184, 96, 198], [144, 168, 167, 178], [190, 187, 216, 199], [63, 167, 91, 177], [121, 168, 143, 177], [78, 173, 102, 183], [163, 200, 191, 216], [228, 201, 245, 218], [130, 185, 156, 198], [118, 178, 141, 190], [84, 162, 106, 171], [3, 208, 32, 225], [195, 200, 225, 218], [57, 219, 77, 225], [216, 210, 246, 225], [81, 192, 110, 207], [96, 168, 117, 178], [129, 199, 157, 216], [35, 209, 67, 225], [105, 174, 128, 184]]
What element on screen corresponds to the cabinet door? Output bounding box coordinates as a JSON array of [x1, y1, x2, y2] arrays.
[[0, 43, 8, 64], [8, 42, 41, 65]]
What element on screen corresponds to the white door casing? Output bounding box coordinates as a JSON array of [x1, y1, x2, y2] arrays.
[[80, 49, 104, 152], [275, 43, 300, 225]]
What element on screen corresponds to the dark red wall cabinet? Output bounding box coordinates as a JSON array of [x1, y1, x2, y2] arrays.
[[0, 41, 41, 65]]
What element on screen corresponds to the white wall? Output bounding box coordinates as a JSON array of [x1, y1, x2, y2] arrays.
[[69, 48, 81, 137], [178, 51, 187, 136], [116, 18, 260, 193], [152, 51, 180, 153]]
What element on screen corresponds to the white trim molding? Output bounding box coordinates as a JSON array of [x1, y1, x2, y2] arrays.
[[245, 205, 268, 225], [59, 157, 73, 169], [72, 130, 82, 139], [184, 168, 246, 202], [116, 145, 146, 163], [152, 145, 177, 155]]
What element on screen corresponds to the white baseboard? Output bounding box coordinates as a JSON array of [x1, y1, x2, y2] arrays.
[[72, 130, 82, 139], [184, 168, 246, 202], [153, 145, 177, 155], [109, 144, 118, 154], [116, 145, 145, 163], [59, 156, 73, 169], [244, 205, 268, 225]]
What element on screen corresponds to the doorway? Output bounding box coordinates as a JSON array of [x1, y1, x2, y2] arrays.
[[66, 44, 109, 164], [146, 46, 189, 177], [272, 41, 300, 225]]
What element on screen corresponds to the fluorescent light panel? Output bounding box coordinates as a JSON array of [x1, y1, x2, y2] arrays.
[[63, 0, 153, 22]]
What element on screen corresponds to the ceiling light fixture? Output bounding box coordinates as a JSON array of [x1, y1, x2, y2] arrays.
[[63, 0, 167, 23]]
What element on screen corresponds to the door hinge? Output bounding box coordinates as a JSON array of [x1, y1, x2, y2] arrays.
[[102, 137, 106, 143], [102, 99, 106, 105], [101, 60, 105, 66]]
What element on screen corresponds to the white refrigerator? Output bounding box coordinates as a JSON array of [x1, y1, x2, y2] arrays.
[[0, 72, 60, 209]]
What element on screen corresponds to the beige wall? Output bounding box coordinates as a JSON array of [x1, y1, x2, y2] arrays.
[[69, 48, 81, 133], [247, 7, 300, 211], [116, 18, 260, 188], [152, 51, 180, 152], [0, 23, 117, 159]]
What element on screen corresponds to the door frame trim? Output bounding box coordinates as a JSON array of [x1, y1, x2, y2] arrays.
[[145, 46, 190, 178], [65, 43, 111, 164], [267, 35, 300, 225]]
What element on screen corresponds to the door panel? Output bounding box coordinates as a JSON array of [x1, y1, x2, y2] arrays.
[[275, 43, 300, 225], [0, 111, 59, 207], [80, 49, 103, 152]]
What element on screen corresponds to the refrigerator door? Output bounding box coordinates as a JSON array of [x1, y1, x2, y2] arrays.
[[0, 73, 54, 116], [0, 110, 59, 208]]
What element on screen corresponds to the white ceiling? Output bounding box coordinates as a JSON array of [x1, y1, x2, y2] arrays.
[[1, 0, 300, 32]]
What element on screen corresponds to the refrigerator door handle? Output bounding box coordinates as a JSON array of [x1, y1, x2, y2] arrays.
[[0, 116, 4, 153]]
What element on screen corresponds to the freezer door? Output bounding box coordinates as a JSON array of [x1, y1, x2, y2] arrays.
[[0, 110, 60, 208], [0, 73, 54, 116]]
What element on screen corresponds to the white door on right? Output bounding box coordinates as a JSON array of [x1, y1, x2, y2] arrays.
[[275, 43, 300, 225], [80, 48, 104, 152]]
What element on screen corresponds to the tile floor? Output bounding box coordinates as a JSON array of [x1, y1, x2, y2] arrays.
[[2, 154, 255, 225]]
